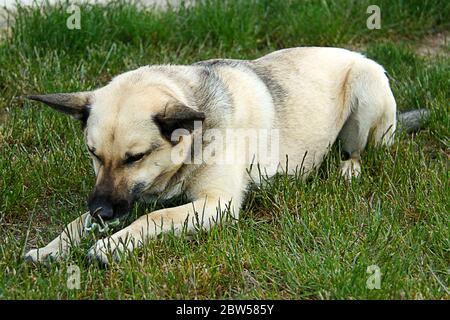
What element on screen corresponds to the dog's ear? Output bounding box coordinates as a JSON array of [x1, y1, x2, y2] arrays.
[[153, 102, 205, 144], [26, 92, 91, 124]]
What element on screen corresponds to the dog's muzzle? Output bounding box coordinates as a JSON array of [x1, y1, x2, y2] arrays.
[[85, 199, 131, 233], [88, 194, 131, 221]]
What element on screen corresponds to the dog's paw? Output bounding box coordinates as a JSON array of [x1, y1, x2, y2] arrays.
[[87, 240, 122, 266], [340, 159, 361, 181], [24, 247, 61, 264]]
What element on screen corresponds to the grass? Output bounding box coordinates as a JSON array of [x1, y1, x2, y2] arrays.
[[0, 0, 449, 299]]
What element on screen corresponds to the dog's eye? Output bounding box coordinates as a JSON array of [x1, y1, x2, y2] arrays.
[[88, 148, 102, 163], [124, 153, 145, 165]]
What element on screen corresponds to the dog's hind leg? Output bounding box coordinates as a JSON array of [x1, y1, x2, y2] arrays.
[[338, 112, 364, 181], [338, 59, 397, 181], [24, 212, 90, 263]]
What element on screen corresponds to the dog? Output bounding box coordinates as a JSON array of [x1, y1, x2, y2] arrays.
[[24, 47, 423, 265]]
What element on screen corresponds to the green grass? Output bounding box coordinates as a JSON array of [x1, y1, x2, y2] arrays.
[[0, 0, 449, 299]]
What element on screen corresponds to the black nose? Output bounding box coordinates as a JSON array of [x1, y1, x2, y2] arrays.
[[88, 191, 132, 222], [94, 205, 114, 220], [88, 197, 114, 221]]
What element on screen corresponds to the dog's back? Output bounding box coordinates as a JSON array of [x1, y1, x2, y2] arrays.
[[195, 47, 396, 178]]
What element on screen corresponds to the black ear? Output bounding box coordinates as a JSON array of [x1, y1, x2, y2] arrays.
[[153, 103, 205, 144], [26, 92, 91, 125]]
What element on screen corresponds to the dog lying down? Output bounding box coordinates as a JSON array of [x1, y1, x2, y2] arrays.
[[24, 47, 427, 265]]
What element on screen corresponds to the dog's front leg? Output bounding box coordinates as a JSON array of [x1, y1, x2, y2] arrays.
[[24, 212, 90, 263], [88, 194, 239, 265]]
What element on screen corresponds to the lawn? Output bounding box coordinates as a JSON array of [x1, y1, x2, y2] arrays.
[[0, 0, 448, 299]]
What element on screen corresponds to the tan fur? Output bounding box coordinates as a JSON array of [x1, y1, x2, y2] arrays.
[[25, 47, 397, 264]]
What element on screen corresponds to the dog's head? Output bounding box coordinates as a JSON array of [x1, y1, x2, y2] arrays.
[[27, 71, 204, 222]]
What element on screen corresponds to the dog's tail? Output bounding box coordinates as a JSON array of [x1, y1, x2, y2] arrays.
[[397, 109, 430, 133]]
